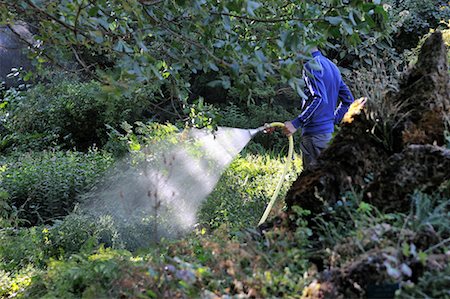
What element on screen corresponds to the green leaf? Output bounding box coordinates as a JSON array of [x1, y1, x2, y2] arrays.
[[207, 76, 231, 89], [88, 6, 99, 17], [342, 21, 354, 35], [146, 290, 157, 298], [208, 62, 219, 72], [255, 49, 266, 62], [246, 0, 261, 17], [400, 263, 412, 277], [23, 71, 33, 82], [213, 40, 225, 48], [325, 16, 343, 25], [418, 251, 427, 266], [349, 10, 357, 26], [402, 243, 410, 257]]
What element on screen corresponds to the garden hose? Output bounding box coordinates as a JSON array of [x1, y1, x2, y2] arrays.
[[257, 122, 294, 226]]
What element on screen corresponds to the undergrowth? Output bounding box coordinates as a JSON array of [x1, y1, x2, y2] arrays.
[[198, 152, 302, 233]]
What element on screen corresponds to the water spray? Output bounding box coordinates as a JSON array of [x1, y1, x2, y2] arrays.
[[81, 122, 294, 248], [249, 122, 294, 226]]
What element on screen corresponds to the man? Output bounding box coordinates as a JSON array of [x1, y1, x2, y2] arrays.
[[283, 48, 354, 169]]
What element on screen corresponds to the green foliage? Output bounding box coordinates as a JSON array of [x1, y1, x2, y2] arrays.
[[1, 78, 161, 151], [0, 228, 49, 272], [25, 247, 130, 299], [403, 22, 450, 70], [106, 121, 180, 155], [198, 153, 302, 232], [218, 102, 301, 153], [0, 265, 40, 299], [0, 214, 125, 275], [396, 263, 450, 299], [344, 53, 401, 102], [0, 149, 113, 225], [309, 187, 450, 297], [184, 97, 221, 130], [391, 0, 450, 34], [1, 163, 447, 298], [409, 191, 450, 236], [0, 0, 390, 99], [387, 0, 450, 50]]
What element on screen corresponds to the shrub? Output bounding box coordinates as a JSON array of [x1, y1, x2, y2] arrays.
[[343, 54, 401, 104], [217, 102, 301, 154], [388, 0, 450, 51], [396, 263, 450, 298], [1, 77, 162, 151], [0, 212, 127, 275], [198, 153, 302, 232], [0, 149, 114, 225], [0, 265, 40, 298], [23, 247, 131, 299], [0, 227, 48, 272]]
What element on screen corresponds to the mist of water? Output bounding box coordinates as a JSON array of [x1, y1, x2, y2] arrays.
[[80, 127, 255, 249]]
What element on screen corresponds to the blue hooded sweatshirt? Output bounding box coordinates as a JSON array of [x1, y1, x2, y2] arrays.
[[291, 50, 354, 136]]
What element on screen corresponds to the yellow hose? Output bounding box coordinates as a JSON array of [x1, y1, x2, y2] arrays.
[[257, 122, 294, 226]]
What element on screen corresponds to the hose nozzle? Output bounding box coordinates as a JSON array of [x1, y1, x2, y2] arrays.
[[248, 126, 266, 138], [248, 122, 286, 138]]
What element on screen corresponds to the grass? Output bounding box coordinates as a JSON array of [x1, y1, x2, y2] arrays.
[[0, 139, 448, 298]]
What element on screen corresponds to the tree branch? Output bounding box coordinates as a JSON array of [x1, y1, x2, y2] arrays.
[[211, 11, 325, 24], [139, 0, 164, 5], [141, 6, 231, 68], [70, 46, 104, 82], [24, 0, 89, 38]]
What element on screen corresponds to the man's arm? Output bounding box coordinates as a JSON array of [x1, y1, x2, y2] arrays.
[[334, 80, 354, 124], [291, 71, 324, 129], [291, 93, 323, 129]]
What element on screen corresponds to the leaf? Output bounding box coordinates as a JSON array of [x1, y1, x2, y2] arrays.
[[207, 76, 231, 89], [23, 71, 33, 82], [418, 251, 427, 266], [246, 0, 262, 17], [364, 13, 376, 28], [325, 16, 343, 25], [363, 57, 372, 65], [255, 49, 266, 62], [146, 290, 157, 298], [342, 21, 354, 35], [400, 263, 412, 277], [384, 262, 401, 279], [88, 6, 99, 17], [349, 10, 357, 26], [213, 40, 225, 48], [222, 15, 231, 32], [402, 243, 410, 257], [149, 65, 163, 80], [208, 62, 219, 72], [256, 64, 266, 80]]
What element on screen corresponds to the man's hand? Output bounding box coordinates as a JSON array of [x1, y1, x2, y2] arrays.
[[283, 121, 297, 136], [263, 123, 275, 134]]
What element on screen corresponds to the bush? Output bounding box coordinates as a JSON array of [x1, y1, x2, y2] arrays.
[[16, 247, 131, 299], [0, 265, 40, 298], [198, 153, 302, 232], [1, 77, 162, 151], [0, 149, 114, 225], [217, 102, 301, 154], [388, 0, 450, 51], [0, 228, 48, 272], [343, 54, 401, 103]]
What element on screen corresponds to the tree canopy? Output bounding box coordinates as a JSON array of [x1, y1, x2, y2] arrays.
[[1, 0, 390, 98]]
